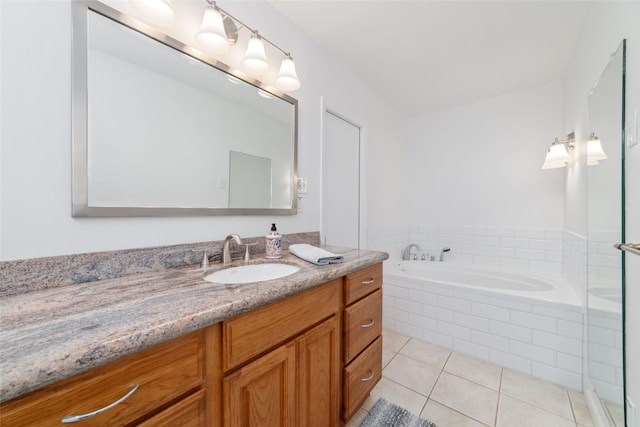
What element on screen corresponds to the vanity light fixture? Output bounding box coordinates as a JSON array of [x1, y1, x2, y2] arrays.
[[195, 2, 231, 55], [197, 0, 300, 91], [275, 54, 301, 91], [587, 132, 608, 165], [242, 31, 270, 76], [541, 133, 575, 169], [129, 0, 175, 26]]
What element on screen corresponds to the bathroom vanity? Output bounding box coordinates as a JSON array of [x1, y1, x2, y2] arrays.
[[0, 251, 386, 426]]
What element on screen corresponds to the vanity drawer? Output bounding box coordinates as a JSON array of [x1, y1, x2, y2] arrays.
[[344, 263, 382, 305], [223, 279, 340, 371], [0, 330, 205, 426], [343, 289, 382, 363], [343, 336, 382, 420]]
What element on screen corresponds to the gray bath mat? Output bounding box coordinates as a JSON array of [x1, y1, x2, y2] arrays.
[[359, 398, 438, 427]]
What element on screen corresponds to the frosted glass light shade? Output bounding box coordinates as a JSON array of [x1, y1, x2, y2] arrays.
[[541, 141, 570, 169], [275, 55, 300, 91], [195, 7, 230, 54], [587, 134, 607, 165], [242, 35, 269, 76], [129, 0, 175, 26]]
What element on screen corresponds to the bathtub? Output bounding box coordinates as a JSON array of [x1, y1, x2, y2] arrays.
[[383, 261, 584, 390]]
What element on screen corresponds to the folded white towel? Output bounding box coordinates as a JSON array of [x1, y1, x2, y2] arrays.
[[289, 244, 344, 266]]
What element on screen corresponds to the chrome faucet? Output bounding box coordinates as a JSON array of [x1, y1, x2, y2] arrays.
[[222, 234, 243, 266], [402, 244, 421, 261], [439, 247, 451, 262]]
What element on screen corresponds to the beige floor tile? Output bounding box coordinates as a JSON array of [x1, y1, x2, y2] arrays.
[[383, 353, 441, 396], [430, 372, 498, 426], [604, 401, 625, 427], [382, 348, 396, 368], [345, 408, 368, 427], [420, 399, 489, 427], [501, 369, 574, 420], [497, 394, 575, 427], [398, 338, 451, 369], [568, 389, 594, 427], [382, 329, 411, 352], [360, 377, 428, 415], [444, 351, 502, 391]]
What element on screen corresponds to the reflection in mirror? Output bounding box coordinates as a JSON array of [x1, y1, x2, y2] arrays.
[[587, 40, 625, 427], [229, 151, 272, 208], [72, 1, 297, 216]]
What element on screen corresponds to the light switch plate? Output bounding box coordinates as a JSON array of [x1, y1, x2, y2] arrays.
[[297, 177, 308, 194]]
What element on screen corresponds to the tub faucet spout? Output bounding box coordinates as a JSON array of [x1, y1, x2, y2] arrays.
[[439, 247, 451, 262], [402, 244, 421, 261]]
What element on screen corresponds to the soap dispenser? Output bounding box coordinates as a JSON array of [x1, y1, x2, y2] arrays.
[[265, 223, 282, 259]]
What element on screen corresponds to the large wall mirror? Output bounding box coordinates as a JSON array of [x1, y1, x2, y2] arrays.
[[72, 1, 298, 216], [587, 39, 625, 427]]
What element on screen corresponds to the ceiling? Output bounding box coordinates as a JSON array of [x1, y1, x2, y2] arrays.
[[266, 1, 590, 116]]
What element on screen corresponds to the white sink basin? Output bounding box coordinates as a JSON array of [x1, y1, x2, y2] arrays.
[[203, 263, 300, 284]]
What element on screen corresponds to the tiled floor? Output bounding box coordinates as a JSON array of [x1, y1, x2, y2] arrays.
[[347, 330, 594, 427]]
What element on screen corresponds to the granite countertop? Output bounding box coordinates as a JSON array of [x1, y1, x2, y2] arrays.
[[0, 248, 388, 402]]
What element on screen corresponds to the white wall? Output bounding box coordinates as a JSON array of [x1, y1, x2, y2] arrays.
[[563, 1, 640, 424], [0, 0, 408, 260], [407, 81, 565, 229]]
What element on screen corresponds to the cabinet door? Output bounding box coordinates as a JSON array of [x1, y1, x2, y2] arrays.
[[223, 341, 296, 427], [137, 389, 206, 427], [297, 316, 340, 427]]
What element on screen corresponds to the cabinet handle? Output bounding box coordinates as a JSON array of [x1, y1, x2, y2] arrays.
[[62, 384, 139, 423], [361, 319, 375, 328], [360, 370, 374, 382], [361, 278, 375, 285]]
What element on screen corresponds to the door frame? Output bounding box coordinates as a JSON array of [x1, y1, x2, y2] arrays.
[[320, 96, 367, 249]]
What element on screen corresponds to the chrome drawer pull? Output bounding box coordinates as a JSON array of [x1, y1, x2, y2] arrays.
[[360, 370, 374, 382], [361, 278, 375, 285], [361, 319, 375, 328], [62, 384, 139, 423]]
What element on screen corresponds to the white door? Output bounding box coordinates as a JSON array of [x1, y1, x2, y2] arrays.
[[323, 110, 361, 248]]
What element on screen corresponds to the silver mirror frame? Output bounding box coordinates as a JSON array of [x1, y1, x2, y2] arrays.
[[71, 1, 298, 217]]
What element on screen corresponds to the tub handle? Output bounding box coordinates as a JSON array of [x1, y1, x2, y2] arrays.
[[361, 278, 375, 285], [360, 370, 374, 382], [62, 384, 139, 423], [361, 319, 375, 328]]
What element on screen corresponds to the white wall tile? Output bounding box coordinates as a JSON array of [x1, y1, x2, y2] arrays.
[[532, 331, 581, 356], [470, 330, 509, 352], [454, 312, 490, 331], [557, 319, 582, 339], [453, 338, 490, 360], [489, 320, 532, 342], [471, 302, 510, 322], [532, 362, 582, 390], [557, 353, 582, 374], [437, 295, 471, 313], [510, 311, 557, 333], [489, 349, 532, 374], [510, 341, 556, 365], [437, 321, 470, 340]]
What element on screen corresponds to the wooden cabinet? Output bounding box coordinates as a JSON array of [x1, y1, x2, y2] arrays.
[[222, 280, 341, 427], [0, 325, 222, 427], [0, 263, 382, 427], [342, 264, 383, 421]]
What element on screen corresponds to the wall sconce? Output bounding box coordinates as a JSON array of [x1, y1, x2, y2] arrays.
[[587, 132, 608, 165], [541, 132, 575, 169], [130, 0, 300, 92]]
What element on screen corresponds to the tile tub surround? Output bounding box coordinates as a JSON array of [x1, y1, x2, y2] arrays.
[[383, 269, 584, 390], [369, 225, 564, 274], [0, 232, 319, 296], [0, 246, 388, 402]]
